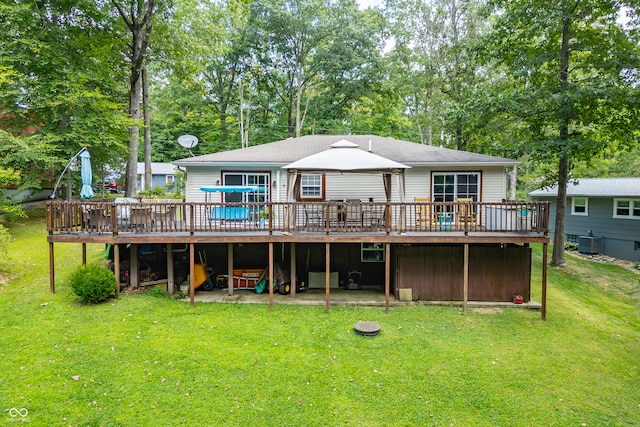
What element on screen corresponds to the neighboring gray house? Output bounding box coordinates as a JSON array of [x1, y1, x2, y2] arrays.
[[529, 177, 640, 262], [136, 162, 178, 192]]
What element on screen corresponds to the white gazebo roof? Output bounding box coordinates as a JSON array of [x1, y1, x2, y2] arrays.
[[282, 140, 410, 173]]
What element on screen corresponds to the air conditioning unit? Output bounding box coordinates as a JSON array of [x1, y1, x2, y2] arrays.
[[578, 236, 602, 254]]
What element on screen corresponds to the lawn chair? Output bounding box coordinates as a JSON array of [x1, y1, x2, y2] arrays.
[[152, 205, 177, 231], [130, 207, 153, 230], [86, 207, 111, 231], [455, 197, 477, 229], [414, 197, 435, 230], [345, 199, 362, 229]]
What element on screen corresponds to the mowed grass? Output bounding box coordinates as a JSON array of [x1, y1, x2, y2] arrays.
[[1, 209, 639, 426]]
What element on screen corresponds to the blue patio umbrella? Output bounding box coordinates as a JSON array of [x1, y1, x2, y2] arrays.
[[79, 149, 94, 199]]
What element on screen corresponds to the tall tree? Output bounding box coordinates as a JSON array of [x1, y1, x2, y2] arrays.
[[308, 2, 386, 133], [386, 0, 485, 148], [248, 0, 336, 137], [153, 0, 252, 151], [482, 0, 640, 266], [111, 0, 159, 196], [0, 0, 130, 192], [142, 66, 152, 191]]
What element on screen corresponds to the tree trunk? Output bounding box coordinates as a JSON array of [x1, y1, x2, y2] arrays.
[[509, 165, 517, 200], [552, 153, 569, 266], [295, 62, 303, 138], [238, 82, 251, 148], [219, 106, 228, 143], [551, 14, 572, 267], [112, 0, 157, 197], [143, 66, 152, 192], [413, 91, 425, 145], [455, 125, 465, 151], [125, 68, 141, 197], [287, 90, 295, 137], [426, 102, 433, 146]]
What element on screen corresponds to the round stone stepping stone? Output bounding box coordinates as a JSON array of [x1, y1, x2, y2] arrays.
[[354, 321, 381, 336]]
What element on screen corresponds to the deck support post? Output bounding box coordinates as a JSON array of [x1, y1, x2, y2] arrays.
[[325, 242, 330, 313], [130, 244, 139, 288], [542, 242, 548, 320], [114, 244, 120, 298], [463, 243, 469, 315], [290, 242, 296, 298], [269, 242, 274, 310], [167, 243, 174, 294], [385, 243, 390, 314], [189, 243, 195, 307], [228, 243, 234, 296], [82, 243, 86, 265], [49, 242, 55, 293]]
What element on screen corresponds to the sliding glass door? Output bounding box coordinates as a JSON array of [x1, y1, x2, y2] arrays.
[[223, 173, 270, 203]]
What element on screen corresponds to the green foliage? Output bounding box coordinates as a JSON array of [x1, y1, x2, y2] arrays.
[[385, 0, 489, 149], [571, 147, 640, 179], [3, 0, 640, 182], [146, 285, 172, 298], [0, 224, 11, 257], [0, 163, 26, 246], [0, 0, 130, 189], [138, 186, 168, 198], [564, 242, 578, 252], [478, 0, 640, 264], [0, 130, 60, 191], [68, 263, 117, 304], [480, 0, 640, 167]]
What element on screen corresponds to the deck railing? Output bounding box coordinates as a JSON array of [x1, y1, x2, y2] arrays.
[[46, 200, 549, 235]]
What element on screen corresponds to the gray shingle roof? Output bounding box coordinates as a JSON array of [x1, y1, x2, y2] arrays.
[[528, 177, 640, 198], [137, 162, 178, 175], [172, 135, 517, 167]]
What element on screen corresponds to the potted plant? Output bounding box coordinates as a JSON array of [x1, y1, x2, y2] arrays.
[[259, 207, 269, 228]]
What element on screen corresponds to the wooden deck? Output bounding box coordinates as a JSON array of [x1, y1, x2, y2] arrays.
[[47, 200, 550, 245], [45, 199, 550, 319]]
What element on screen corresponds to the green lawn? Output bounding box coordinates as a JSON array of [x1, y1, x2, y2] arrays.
[[1, 209, 639, 426]]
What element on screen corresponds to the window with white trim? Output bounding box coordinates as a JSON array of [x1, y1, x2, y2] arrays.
[[571, 197, 588, 216], [301, 174, 323, 199], [166, 175, 175, 185], [613, 199, 640, 219], [432, 172, 480, 202]]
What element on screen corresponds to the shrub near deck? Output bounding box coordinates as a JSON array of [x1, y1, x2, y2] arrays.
[[68, 263, 117, 303]]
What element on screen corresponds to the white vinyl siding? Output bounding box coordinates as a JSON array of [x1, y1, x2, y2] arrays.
[[183, 165, 509, 204], [324, 173, 389, 202], [404, 168, 431, 200], [184, 166, 220, 202], [479, 167, 507, 202]]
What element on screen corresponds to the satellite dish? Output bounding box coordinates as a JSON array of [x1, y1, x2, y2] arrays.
[[178, 134, 198, 148], [177, 134, 198, 156]]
